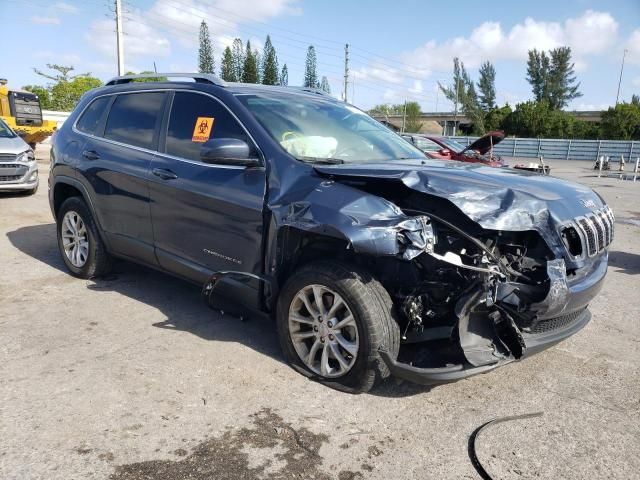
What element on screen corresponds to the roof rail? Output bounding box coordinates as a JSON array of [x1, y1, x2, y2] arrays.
[[288, 86, 332, 97], [105, 73, 227, 86]]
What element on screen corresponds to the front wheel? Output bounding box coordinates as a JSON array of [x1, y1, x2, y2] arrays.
[[276, 261, 400, 393], [56, 196, 112, 279]]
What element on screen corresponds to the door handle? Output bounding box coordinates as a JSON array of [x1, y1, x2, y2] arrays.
[[152, 168, 178, 180], [82, 150, 100, 161]]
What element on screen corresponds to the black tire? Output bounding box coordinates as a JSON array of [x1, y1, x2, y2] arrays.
[[276, 261, 400, 393], [56, 196, 112, 279]]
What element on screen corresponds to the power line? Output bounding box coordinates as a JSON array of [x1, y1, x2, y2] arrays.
[[120, 1, 437, 100], [125, 0, 446, 81], [96, 0, 438, 105]]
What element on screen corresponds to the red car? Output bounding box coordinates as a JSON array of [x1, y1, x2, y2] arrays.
[[402, 131, 506, 167]]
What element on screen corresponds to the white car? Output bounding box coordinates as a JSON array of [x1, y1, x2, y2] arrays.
[[0, 118, 38, 194]]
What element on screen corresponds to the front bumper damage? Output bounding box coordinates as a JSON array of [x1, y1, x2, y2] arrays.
[[379, 253, 606, 385]]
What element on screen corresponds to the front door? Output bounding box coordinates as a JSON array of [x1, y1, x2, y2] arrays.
[[80, 91, 167, 264], [149, 91, 267, 285]]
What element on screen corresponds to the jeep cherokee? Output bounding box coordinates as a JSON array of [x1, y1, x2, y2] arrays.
[[49, 73, 612, 393]]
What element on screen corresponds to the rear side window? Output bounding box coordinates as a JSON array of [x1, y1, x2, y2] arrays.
[[104, 92, 165, 149], [414, 138, 440, 152], [76, 96, 110, 135], [165, 91, 254, 162]]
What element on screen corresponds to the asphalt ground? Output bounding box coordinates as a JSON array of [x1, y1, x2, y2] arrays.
[[1, 150, 639, 479]]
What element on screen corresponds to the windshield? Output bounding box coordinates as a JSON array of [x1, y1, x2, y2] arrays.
[[235, 92, 425, 164], [0, 119, 16, 138], [440, 138, 465, 153]]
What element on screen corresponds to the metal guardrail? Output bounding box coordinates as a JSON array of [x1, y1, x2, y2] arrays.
[[448, 136, 638, 162]]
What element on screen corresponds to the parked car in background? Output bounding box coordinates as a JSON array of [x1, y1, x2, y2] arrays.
[[402, 131, 506, 167], [49, 74, 611, 393], [0, 117, 38, 194]]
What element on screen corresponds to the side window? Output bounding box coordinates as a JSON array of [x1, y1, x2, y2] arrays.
[[104, 92, 165, 149], [415, 138, 440, 152], [76, 96, 110, 136], [166, 91, 254, 162]]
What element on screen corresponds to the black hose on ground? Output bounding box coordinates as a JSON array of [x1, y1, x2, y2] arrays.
[[468, 412, 544, 480]]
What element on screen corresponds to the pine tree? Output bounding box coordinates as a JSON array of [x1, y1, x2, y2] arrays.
[[220, 46, 236, 82], [253, 48, 261, 84], [477, 61, 496, 111], [280, 64, 288, 86], [303, 46, 318, 88], [262, 35, 279, 85], [526, 47, 582, 109], [198, 20, 214, 74], [526, 49, 550, 103], [320, 76, 331, 94], [231, 38, 244, 82], [242, 40, 258, 83], [547, 47, 582, 109], [439, 57, 485, 134]]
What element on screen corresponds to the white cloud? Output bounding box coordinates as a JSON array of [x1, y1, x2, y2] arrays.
[[85, 0, 300, 74], [146, 0, 300, 49], [626, 29, 640, 65], [31, 16, 61, 25], [86, 15, 172, 68], [565, 10, 618, 56], [401, 10, 618, 72], [408, 80, 423, 95], [351, 65, 404, 85], [54, 2, 79, 14]]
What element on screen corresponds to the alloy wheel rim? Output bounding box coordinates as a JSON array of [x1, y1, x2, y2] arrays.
[[288, 284, 359, 378], [61, 211, 89, 268]]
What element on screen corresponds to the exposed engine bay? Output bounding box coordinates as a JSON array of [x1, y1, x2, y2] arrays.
[[296, 168, 612, 380]]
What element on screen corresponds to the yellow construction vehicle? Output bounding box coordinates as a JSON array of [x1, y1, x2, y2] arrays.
[[0, 78, 57, 149]]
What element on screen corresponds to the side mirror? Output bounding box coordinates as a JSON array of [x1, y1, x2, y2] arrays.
[[439, 148, 451, 156], [200, 138, 261, 167]]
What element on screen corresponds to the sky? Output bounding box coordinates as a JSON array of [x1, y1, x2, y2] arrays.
[[2, 0, 640, 112]]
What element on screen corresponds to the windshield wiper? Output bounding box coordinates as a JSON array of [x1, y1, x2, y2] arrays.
[[298, 157, 344, 165]]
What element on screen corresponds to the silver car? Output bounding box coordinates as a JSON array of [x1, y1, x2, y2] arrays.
[[0, 118, 38, 194]]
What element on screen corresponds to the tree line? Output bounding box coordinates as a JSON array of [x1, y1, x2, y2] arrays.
[[370, 47, 640, 141], [19, 35, 639, 141], [198, 20, 331, 92], [22, 20, 332, 112]]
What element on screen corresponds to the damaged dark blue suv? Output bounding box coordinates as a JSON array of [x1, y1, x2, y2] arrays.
[[49, 73, 612, 392]]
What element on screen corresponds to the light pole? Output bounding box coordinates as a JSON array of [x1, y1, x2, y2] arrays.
[[615, 49, 628, 106]]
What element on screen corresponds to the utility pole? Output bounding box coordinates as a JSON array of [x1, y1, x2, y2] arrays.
[[343, 44, 349, 102], [615, 49, 628, 105], [115, 0, 124, 76], [453, 78, 459, 136], [401, 100, 407, 133]]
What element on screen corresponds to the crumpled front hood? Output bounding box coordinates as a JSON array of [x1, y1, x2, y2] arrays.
[[314, 160, 604, 231]]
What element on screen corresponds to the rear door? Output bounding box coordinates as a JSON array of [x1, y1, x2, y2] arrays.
[[149, 90, 267, 284], [79, 91, 167, 264]]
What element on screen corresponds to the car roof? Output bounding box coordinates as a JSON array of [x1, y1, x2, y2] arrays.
[[101, 73, 336, 102]]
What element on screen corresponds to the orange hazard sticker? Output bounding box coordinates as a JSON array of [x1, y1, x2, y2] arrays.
[[192, 117, 214, 142]]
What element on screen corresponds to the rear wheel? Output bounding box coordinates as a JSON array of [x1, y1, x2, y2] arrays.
[[57, 197, 112, 278], [277, 261, 400, 393]]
